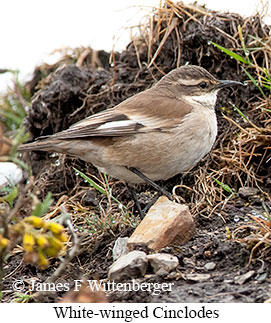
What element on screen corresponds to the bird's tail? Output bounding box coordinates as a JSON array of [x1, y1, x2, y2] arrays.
[[18, 139, 62, 152]]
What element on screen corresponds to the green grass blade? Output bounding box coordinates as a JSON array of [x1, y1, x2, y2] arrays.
[[74, 167, 106, 195], [73, 167, 126, 208], [0, 110, 24, 126], [213, 177, 233, 193], [261, 107, 271, 113], [238, 25, 251, 65], [261, 83, 271, 90], [32, 192, 53, 217], [231, 103, 250, 122], [1, 186, 19, 207], [242, 68, 266, 97], [210, 42, 249, 64]]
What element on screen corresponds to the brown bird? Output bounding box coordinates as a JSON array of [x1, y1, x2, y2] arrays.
[[20, 65, 242, 188]]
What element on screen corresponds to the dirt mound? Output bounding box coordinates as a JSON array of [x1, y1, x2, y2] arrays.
[[23, 2, 270, 215], [10, 1, 270, 303]]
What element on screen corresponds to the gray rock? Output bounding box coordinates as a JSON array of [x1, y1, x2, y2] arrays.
[[108, 250, 148, 282], [234, 270, 255, 285], [0, 162, 23, 187], [238, 187, 259, 199], [204, 262, 216, 271], [112, 237, 129, 261], [147, 253, 179, 274], [185, 273, 211, 282]]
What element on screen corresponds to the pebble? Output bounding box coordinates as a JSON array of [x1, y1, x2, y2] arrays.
[[0, 162, 23, 187], [204, 262, 216, 271], [185, 273, 211, 282], [234, 270, 255, 285], [108, 250, 148, 282], [147, 253, 179, 275], [238, 187, 259, 199], [112, 237, 129, 261]]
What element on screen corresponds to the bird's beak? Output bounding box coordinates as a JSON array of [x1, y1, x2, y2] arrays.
[[215, 80, 244, 90]]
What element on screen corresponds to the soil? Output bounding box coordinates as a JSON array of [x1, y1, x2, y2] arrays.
[[2, 192, 271, 303], [1, 2, 271, 303]]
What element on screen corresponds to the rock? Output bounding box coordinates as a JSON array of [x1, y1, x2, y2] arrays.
[[0, 162, 23, 187], [234, 270, 255, 285], [183, 257, 195, 267], [112, 237, 129, 261], [204, 262, 216, 271], [127, 196, 195, 251], [256, 272, 268, 282], [185, 273, 211, 282], [108, 250, 148, 282], [238, 187, 259, 199], [147, 253, 179, 275]]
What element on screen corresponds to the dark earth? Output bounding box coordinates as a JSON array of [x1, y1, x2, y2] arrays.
[[2, 192, 271, 302]]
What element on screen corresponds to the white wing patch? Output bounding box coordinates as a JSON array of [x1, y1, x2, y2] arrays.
[[97, 120, 137, 130]]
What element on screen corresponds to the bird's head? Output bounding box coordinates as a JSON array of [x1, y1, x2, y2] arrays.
[[156, 65, 243, 108]]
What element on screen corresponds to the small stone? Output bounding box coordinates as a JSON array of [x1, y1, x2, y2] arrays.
[[238, 187, 259, 199], [147, 253, 179, 274], [112, 237, 129, 261], [0, 162, 23, 187], [185, 273, 211, 282], [127, 196, 195, 251], [183, 257, 195, 267], [256, 272, 268, 282], [234, 270, 255, 285], [204, 262, 216, 271], [108, 250, 148, 282]]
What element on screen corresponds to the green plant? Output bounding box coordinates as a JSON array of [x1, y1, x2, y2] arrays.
[[73, 167, 125, 208], [0, 70, 30, 131], [210, 25, 271, 98], [213, 177, 233, 194]]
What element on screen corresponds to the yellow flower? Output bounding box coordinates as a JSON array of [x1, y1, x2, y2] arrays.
[[24, 216, 45, 228], [37, 249, 49, 269], [23, 232, 35, 252], [13, 223, 24, 233], [0, 235, 9, 249], [47, 236, 63, 251], [45, 247, 59, 257], [46, 222, 64, 235], [36, 234, 49, 249], [55, 232, 68, 243]]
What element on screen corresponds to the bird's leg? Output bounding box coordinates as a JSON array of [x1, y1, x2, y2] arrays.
[[126, 185, 145, 219], [126, 167, 173, 201]]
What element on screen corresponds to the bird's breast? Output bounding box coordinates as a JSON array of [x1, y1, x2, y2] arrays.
[[170, 106, 217, 173]]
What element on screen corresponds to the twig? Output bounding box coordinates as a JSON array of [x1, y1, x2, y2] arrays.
[[6, 176, 34, 225]]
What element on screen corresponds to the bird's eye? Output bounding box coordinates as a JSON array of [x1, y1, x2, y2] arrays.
[[199, 81, 208, 89]]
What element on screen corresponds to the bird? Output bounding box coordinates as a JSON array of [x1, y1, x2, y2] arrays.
[[19, 65, 242, 189]]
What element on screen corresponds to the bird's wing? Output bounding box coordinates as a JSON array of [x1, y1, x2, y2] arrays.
[[41, 90, 192, 140]]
